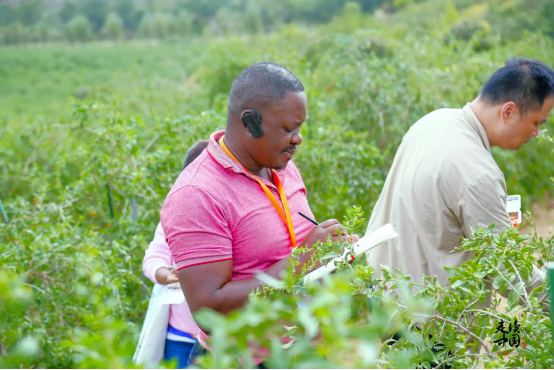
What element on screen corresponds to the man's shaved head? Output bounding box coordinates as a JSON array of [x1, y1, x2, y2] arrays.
[[229, 62, 304, 110], [224, 62, 307, 173]]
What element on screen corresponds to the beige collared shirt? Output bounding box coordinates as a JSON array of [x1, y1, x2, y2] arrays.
[[366, 104, 511, 287]]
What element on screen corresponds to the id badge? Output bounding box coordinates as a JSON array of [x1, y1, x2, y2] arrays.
[[506, 195, 521, 227]]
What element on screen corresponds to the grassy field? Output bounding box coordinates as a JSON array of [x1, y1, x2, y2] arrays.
[[0, 40, 207, 122]]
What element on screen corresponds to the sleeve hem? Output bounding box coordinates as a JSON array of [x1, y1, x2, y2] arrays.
[[177, 257, 233, 271]]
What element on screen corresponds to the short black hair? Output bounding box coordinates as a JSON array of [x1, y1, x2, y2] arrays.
[[229, 62, 304, 109], [183, 140, 209, 170], [479, 58, 554, 115]]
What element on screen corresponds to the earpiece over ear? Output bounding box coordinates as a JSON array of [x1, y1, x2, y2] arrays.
[[241, 109, 264, 138]]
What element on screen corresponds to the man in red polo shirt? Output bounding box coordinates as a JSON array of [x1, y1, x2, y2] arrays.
[[160, 62, 355, 357]]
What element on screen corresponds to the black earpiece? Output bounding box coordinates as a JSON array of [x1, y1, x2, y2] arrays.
[[241, 109, 264, 138]]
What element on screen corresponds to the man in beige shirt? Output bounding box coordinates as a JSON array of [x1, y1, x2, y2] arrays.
[[366, 58, 554, 287]]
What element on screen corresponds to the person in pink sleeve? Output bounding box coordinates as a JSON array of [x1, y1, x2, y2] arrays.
[[142, 140, 208, 368], [160, 62, 358, 366]]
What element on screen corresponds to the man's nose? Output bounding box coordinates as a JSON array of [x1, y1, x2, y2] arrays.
[[291, 130, 302, 145]]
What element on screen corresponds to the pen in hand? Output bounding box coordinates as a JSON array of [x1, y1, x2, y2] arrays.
[[298, 211, 319, 225]]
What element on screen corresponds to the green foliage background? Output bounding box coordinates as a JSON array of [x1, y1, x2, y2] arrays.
[[1, 0, 554, 368]]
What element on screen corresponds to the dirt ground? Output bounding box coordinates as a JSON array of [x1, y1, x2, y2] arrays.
[[519, 200, 554, 238]]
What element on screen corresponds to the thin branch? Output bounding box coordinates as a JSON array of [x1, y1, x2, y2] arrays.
[[10, 197, 83, 223], [82, 127, 103, 135], [438, 320, 447, 339], [23, 135, 45, 174], [493, 266, 532, 310], [22, 260, 48, 275], [431, 315, 492, 357], [507, 259, 530, 303], [140, 134, 160, 156], [464, 309, 504, 322], [108, 181, 128, 199], [434, 353, 484, 369], [538, 291, 550, 306], [24, 283, 45, 294], [457, 297, 482, 324], [55, 196, 84, 210]]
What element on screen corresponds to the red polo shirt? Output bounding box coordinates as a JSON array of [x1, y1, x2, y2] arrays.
[[160, 130, 316, 280]]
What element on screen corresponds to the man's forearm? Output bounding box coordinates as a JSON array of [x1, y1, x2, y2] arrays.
[[182, 257, 289, 316], [185, 253, 314, 317]]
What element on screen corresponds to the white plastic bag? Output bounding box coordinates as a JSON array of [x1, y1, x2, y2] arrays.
[[133, 284, 170, 366], [153, 283, 186, 305]]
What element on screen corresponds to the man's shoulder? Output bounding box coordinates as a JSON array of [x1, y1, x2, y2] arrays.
[[408, 108, 491, 159], [401, 107, 503, 188], [410, 108, 464, 132]]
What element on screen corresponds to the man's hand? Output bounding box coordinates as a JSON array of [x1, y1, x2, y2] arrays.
[[297, 219, 360, 268], [155, 266, 179, 285], [302, 219, 344, 244]]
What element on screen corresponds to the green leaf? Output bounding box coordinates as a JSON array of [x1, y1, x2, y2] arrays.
[[529, 285, 544, 298], [513, 281, 525, 295], [474, 271, 486, 279], [493, 274, 503, 290], [281, 338, 296, 349], [508, 289, 519, 307]]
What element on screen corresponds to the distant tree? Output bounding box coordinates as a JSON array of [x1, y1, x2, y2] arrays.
[[114, 0, 140, 30], [338, 1, 364, 30], [0, 3, 16, 27], [35, 19, 52, 43], [215, 8, 239, 36], [244, 1, 263, 35], [181, 0, 229, 19], [393, 0, 413, 9], [344, 2, 363, 16], [81, 0, 109, 32], [60, 1, 81, 24], [288, 0, 345, 24], [65, 15, 93, 43], [15, 0, 41, 26], [137, 14, 155, 38], [257, 0, 286, 32], [2, 22, 26, 45], [152, 12, 175, 39], [545, 0, 554, 37], [355, 0, 388, 13], [443, 0, 460, 26], [105, 12, 124, 41], [176, 10, 194, 37]]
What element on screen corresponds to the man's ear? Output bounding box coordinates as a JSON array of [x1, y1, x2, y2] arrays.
[[500, 101, 518, 125]]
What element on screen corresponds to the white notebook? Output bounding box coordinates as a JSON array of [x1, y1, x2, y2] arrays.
[[303, 223, 398, 284]]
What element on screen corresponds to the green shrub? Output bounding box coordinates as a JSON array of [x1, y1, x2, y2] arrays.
[[2, 22, 26, 45], [105, 12, 124, 41], [0, 272, 38, 368], [65, 15, 93, 43], [176, 10, 194, 37]]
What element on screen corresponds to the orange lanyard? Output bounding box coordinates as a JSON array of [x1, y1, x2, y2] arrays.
[[219, 136, 297, 248]]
